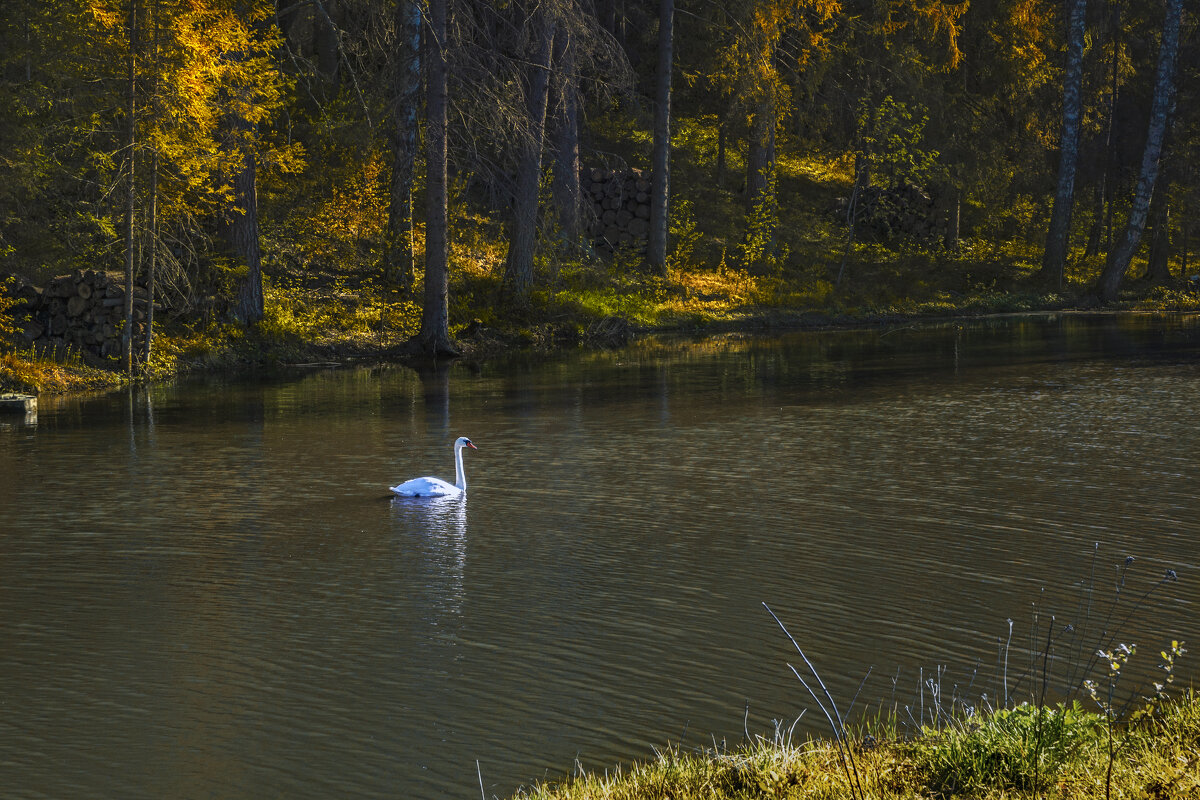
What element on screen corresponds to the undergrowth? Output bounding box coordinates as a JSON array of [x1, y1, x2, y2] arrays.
[[0, 342, 122, 394]]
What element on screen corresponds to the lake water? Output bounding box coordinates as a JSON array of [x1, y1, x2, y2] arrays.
[[2, 313, 1198, 799]]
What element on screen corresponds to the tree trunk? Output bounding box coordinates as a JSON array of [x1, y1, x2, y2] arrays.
[[315, 0, 340, 84], [745, 99, 774, 214], [944, 188, 961, 249], [1147, 185, 1172, 284], [1181, 221, 1190, 279], [385, 0, 421, 291], [143, 0, 159, 369], [647, 0, 673, 274], [503, 11, 556, 303], [221, 144, 264, 324], [1040, 0, 1087, 288], [550, 23, 582, 251], [408, 0, 456, 357], [1097, 0, 1182, 302], [716, 114, 726, 189], [122, 0, 138, 374], [144, 147, 157, 366], [1087, 1, 1121, 260], [837, 152, 869, 287], [215, 8, 266, 325]]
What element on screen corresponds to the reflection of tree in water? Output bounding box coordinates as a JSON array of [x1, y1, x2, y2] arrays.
[[390, 496, 468, 620], [416, 361, 452, 437]]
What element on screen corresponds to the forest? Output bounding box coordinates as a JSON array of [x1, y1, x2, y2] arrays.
[[0, 0, 1198, 380]]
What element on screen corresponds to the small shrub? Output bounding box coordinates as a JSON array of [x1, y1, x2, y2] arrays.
[[910, 702, 1104, 796], [0, 277, 20, 350]]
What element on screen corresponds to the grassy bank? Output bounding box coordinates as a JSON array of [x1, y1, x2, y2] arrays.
[[0, 344, 124, 394], [511, 690, 1200, 800], [5, 269, 1199, 396]]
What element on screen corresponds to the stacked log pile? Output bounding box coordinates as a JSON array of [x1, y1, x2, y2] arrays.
[[584, 167, 653, 254], [829, 183, 951, 243], [5, 270, 154, 360]]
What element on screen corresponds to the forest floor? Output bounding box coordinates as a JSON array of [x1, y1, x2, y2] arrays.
[[6, 137, 1200, 395]]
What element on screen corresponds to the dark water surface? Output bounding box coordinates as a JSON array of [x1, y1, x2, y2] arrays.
[[2, 313, 1199, 799]]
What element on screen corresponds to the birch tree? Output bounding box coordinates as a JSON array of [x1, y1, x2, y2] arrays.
[[1097, 0, 1183, 302]]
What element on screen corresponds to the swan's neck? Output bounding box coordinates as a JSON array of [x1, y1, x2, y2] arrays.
[[454, 444, 467, 491]]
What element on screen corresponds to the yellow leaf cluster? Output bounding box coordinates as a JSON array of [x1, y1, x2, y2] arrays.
[[713, 0, 841, 126]]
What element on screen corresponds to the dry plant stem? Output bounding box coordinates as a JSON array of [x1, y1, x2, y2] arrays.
[[1064, 543, 1101, 695], [1003, 618, 1014, 706], [848, 666, 874, 716], [1106, 713, 1115, 800], [1079, 558, 1134, 685], [785, 663, 865, 799], [919, 667, 925, 726], [764, 603, 867, 800], [1080, 568, 1171, 701], [1033, 617, 1055, 797]]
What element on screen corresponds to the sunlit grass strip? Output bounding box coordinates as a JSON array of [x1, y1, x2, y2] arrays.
[[510, 692, 1200, 799], [260, 278, 422, 350], [512, 737, 883, 800], [0, 345, 122, 393]]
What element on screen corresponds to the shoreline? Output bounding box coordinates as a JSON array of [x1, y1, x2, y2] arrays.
[[508, 691, 1200, 800], [4, 303, 1199, 397]]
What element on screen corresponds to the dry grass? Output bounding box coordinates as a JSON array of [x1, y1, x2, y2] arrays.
[[0, 345, 122, 394]]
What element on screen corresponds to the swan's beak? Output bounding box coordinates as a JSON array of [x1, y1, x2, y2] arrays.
[[466, 441, 478, 449]]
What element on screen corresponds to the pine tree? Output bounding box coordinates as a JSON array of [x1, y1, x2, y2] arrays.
[[503, 4, 557, 304], [1040, 0, 1087, 289], [385, 0, 421, 292], [647, 0, 673, 275], [407, 0, 457, 357]]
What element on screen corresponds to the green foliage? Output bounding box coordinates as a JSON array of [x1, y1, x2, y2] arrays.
[[665, 196, 704, 274], [858, 96, 940, 189], [738, 170, 789, 275], [0, 278, 20, 350], [258, 276, 420, 351], [910, 702, 1104, 796], [1134, 640, 1188, 722]]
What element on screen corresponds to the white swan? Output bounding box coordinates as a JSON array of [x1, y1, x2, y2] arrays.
[[390, 437, 478, 497]]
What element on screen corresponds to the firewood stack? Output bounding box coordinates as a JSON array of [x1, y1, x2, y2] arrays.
[[4, 270, 155, 360], [829, 183, 952, 243], [584, 167, 653, 255]]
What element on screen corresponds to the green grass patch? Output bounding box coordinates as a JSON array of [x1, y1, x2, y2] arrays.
[[511, 692, 1200, 800]]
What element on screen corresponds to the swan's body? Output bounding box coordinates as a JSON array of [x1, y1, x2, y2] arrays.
[[390, 437, 477, 497]]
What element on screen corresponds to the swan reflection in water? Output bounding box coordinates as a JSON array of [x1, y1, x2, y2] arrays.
[[389, 494, 468, 618]]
